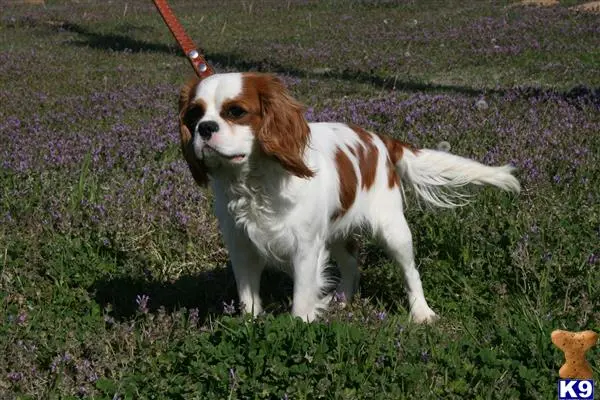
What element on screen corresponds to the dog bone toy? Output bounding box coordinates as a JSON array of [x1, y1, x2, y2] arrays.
[[551, 329, 598, 379]]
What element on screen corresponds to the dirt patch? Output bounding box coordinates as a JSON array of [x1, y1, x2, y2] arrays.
[[570, 1, 600, 13]]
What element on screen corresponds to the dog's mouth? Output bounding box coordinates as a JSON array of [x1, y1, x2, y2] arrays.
[[203, 145, 247, 163]]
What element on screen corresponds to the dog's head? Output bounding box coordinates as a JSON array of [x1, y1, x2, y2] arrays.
[[178, 72, 314, 186]]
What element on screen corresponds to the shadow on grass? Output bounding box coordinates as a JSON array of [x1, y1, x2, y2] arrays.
[[84, 228, 446, 322], [14, 18, 594, 104], [57, 21, 179, 54], [8, 17, 600, 104], [90, 264, 294, 323], [87, 239, 402, 323], [54, 21, 487, 97]]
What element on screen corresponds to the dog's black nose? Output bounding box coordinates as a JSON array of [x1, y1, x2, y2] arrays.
[[196, 121, 219, 140]]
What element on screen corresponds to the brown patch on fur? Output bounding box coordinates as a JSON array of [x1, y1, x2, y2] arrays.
[[378, 134, 403, 189], [178, 77, 209, 186], [219, 82, 264, 130], [376, 134, 404, 164], [332, 147, 358, 220], [240, 73, 314, 178], [376, 133, 420, 188], [386, 158, 400, 188], [349, 124, 379, 190]]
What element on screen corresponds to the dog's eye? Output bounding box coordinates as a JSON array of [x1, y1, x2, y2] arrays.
[[183, 105, 204, 132], [225, 106, 247, 119]]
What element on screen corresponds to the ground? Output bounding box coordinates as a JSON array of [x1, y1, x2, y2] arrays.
[[0, 0, 599, 399]]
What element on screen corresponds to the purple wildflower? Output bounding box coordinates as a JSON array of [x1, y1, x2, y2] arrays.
[[135, 294, 150, 314], [223, 300, 236, 315], [16, 312, 27, 325], [420, 350, 430, 363], [189, 308, 200, 326], [7, 371, 23, 382], [3, 212, 13, 224], [87, 371, 99, 383], [229, 367, 238, 390], [334, 291, 347, 303], [376, 311, 387, 321], [50, 356, 60, 373], [62, 352, 72, 363]]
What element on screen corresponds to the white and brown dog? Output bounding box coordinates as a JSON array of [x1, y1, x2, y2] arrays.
[[178, 72, 520, 323]]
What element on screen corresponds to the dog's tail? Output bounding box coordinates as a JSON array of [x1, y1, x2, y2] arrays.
[[390, 142, 520, 208]]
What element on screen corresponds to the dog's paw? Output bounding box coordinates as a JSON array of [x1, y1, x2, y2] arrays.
[[292, 308, 318, 323], [239, 301, 263, 317], [409, 306, 439, 324], [292, 294, 334, 322]]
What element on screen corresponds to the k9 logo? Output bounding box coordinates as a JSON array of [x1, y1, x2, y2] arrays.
[[558, 380, 594, 400]]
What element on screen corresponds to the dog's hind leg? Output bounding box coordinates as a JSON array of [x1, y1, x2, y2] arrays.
[[370, 194, 438, 324], [330, 238, 360, 304]]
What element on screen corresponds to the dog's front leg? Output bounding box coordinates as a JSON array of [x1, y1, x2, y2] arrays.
[[229, 242, 265, 316], [219, 216, 265, 316], [291, 242, 331, 322]]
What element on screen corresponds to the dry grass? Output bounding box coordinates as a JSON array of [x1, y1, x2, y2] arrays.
[[570, 1, 600, 12]]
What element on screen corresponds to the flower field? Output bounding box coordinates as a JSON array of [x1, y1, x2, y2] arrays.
[[1, 0, 599, 398]]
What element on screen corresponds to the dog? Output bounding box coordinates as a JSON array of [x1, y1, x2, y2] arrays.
[[178, 72, 520, 323]]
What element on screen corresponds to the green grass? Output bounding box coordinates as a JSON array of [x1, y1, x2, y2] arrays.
[[1, 0, 599, 398]]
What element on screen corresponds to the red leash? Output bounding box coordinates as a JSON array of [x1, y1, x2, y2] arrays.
[[152, 0, 215, 79]]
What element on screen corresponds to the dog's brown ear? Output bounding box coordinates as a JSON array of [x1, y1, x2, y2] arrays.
[[253, 74, 314, 179], [178, 77, 209, 187]]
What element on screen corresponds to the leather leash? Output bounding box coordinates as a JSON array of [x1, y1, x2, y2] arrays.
[[152, 0, 215, 79]]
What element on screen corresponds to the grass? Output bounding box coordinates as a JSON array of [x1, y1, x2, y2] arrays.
[[1, 0, 599, 398]]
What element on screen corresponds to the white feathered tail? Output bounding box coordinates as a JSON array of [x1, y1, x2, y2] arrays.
[[397, 148, 520, 208]]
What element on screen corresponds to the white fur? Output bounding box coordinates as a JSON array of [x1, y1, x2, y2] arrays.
[[399, 149, 521, 208], [188, 73, 520, 323], [192, 73, 255, 166]]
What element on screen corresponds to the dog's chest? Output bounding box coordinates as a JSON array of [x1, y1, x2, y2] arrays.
[[227, 191, 296, 262]]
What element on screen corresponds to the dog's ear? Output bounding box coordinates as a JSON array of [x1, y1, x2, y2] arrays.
[[254, 74, 314, 179], [179, 77, 209, 187]]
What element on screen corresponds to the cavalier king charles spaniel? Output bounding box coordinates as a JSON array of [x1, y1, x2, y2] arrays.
[[178, 72, 520, 323]]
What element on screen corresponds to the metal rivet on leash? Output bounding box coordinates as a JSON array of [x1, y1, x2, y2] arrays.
[[153, 0, 215, 78]]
